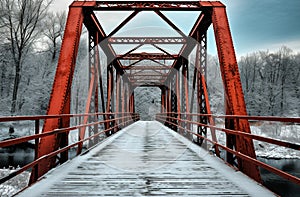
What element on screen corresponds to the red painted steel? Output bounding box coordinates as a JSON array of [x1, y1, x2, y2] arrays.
[[3, 0, 297, 191], [29, 6, 84, 183], [0, 113, 139, 186], [77, 68, 95, 155], [117, 53, 178, 60], [109, 37, 186, 44], [212, 5, 261, 182], [155, 114, 300, 185]]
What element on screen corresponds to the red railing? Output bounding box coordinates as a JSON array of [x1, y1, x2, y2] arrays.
[[0, 112, 139, 186], [156, 112, 300, 185]]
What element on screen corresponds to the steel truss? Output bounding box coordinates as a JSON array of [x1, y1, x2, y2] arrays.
[[32, 0, 261, 184]]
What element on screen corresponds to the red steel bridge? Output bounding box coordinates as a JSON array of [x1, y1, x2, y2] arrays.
[[0, 1, 299, 196]]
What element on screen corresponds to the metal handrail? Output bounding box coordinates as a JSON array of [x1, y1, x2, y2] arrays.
[[0, 112, 139, 185], [156, 113, 300, 185], [156, 114, 300, 150], [158, 112, 300, 123], [0, 112, 137, 122]]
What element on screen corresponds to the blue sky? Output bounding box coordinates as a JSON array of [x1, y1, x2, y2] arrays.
[[220, 0, 300, 57], [52, 0, 300, 58]]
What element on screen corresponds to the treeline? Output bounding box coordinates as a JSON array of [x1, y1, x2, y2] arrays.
[[0, 1, 299, 117], [206, 47, 300, 117], [0, 0, 66, 115], [239, 47, 300, 116]]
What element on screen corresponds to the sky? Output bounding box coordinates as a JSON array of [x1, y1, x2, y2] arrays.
[[50, 0, 300, 58]]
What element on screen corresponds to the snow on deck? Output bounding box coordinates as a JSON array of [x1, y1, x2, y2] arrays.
[[17, 121, 275, 197]]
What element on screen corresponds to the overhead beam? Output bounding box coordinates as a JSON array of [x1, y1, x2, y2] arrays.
[[109, 37, 186, 44], [92, 1, 224, 11], [123, 66, 171, 70], [129, 72, 166, 76], [129, 76, 165, 79], [117, 53, 178, 60]]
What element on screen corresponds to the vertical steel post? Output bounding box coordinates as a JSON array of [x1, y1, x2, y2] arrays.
[[105, 64, 114, 136], [161, 86, 166, 113], [176, 69, 181, 133], [126, 83, 129, 124], [129, 88, 135, 113], [166, 81, 171, 128], [123, 82, 128, 126], [88, 30, 98, 147], [181, 58, 189, 136], [77, 67, 95, 155], [95, 33, 106, 125], [121, 79, 125, 126], [170, 72, 178, 132], [116, 70, 121, 130], [196, 32, 208, 146]]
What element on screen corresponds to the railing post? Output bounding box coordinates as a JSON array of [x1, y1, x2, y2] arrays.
[[31, 119, 39, 183], [59, 117, 69, 164]]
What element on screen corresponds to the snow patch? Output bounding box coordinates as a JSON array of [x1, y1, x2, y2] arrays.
[[192, 123, 300, 159], [0, 167, 30, 197]]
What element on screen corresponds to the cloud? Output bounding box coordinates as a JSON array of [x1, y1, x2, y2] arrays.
[[49, 0, 73, 12]]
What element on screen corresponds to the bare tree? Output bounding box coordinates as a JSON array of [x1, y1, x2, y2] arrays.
[[239, 47, 299, 116], [44, 11, 66, 61], [0, 0, 52, 114]]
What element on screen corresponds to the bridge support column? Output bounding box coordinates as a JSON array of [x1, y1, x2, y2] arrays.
[[166, 82, 171, 128], [175, 69, 181, 133], [105, 64, 115, 136], [181, 58, 189, 137], [194, 31, 220, 156], [129, 85, 135, 113], [196, 33, 208, 146], [212, 5, 261, 182], [88, 29, 100, 147], [169, 72, 178, 131], [116, 70, 121, 130], [121, 80, 125, 127], [160, 86, 166, 113]]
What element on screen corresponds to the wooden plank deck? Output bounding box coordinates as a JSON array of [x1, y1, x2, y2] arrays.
[[18, 121, 274, 196]]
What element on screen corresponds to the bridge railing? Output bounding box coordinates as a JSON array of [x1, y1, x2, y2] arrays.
[[156, 112, 300, 186], [0, 112, 139, 187]]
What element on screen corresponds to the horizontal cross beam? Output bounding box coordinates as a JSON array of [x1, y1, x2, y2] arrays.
[[109, 37, 186, 44], [129, 76, 166, 79], [93, 1, 201, 10], [117, 53, 178, 60], [123, 66, 171, 70]]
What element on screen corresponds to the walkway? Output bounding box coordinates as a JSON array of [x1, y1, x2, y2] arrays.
[[18, 121, 274, 196]]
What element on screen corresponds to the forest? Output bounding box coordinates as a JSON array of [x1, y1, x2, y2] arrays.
[[0, 0, 299, 118]]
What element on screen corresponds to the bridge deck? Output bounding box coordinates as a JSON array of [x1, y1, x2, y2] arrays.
[[18, 121, 274, 197]]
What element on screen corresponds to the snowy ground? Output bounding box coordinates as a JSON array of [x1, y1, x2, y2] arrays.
[[195, 122, 300, 159], [0, 121, 299, 196], [252, 123, 300, 159], [0, 168, 30, 197]]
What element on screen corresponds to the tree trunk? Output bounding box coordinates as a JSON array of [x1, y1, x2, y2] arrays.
[[52, 38, 56, 60], [11, 61, 21, 114]]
